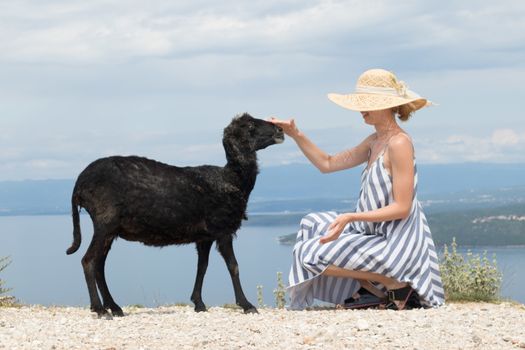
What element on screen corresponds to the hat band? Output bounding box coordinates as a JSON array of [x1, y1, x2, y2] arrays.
[[354, 85, 421, 99]]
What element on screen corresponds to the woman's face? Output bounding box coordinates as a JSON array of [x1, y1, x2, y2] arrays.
[[360, 108, 393, 125]]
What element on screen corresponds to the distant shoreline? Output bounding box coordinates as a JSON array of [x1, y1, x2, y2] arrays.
[[2, 205, 525, 247]]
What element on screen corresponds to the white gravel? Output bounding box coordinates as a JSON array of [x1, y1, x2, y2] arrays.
[[1, 302, 524, 350]]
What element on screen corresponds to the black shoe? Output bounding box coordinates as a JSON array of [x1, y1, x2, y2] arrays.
[[385, 285, 416, 310], [343, 293, 386, 310]]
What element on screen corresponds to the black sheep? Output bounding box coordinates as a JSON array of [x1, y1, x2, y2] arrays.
[[66, 114, 284, 317]]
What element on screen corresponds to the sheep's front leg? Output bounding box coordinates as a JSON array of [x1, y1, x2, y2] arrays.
[[191, 240, 213, 312], [216, 236, 257, 314]]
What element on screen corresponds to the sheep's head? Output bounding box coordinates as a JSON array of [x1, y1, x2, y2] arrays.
[[223, 113, 284, 155]]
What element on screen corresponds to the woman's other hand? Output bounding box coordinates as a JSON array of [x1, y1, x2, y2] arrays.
[[320, 213, 354, 244], [268, 117, 300, 139]]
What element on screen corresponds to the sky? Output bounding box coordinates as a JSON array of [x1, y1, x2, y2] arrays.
[[0, 0, 524, 180]]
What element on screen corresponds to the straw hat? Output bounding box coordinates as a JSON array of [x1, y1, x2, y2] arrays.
[[328, 69, 432, 112]]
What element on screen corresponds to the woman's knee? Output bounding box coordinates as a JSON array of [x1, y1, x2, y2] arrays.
[[300, 212, 320, 227], [301, 211, 337, 226]]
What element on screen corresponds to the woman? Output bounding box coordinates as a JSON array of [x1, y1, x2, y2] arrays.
[[270, 69, 444, 310]]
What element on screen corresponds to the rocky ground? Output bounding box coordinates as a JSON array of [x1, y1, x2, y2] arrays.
[[1, 302, 524, 350]]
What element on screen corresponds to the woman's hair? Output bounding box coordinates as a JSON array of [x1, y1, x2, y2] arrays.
[[392, 103, 415, 122]]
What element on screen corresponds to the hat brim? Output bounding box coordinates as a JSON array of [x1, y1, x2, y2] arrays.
[[327, 93, 428, 112]]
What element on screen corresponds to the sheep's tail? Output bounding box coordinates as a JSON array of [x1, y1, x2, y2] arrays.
[[66, 191, 82, 255]]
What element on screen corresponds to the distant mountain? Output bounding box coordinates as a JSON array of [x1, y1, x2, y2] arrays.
[[0, 179, 74, 215], [252, 162, 525, 199], [247, 186, 525, 215], [0, 162, 524, 216], [272, 202, 525, 247], [428, 202, 525, 246], [2, 164, 525, 247]]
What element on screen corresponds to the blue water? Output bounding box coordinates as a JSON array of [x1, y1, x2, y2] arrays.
[[0, 215, 524, 307]]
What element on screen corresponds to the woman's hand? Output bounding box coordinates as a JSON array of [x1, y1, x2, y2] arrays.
[[320, 213, 355, 244], [268, 117, 300, 139]]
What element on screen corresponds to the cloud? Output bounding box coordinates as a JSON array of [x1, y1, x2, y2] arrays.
[[257, 127, 525, 165], [2, 124, 525, 181], [1, 0, 523, 71], [415, 128, 525, 163], [491, 129, 520, 146], [26, 158, 70, 170], [0, 126, 228, 180], [0, 0, 383, 63], [0, 1, 524, 180]]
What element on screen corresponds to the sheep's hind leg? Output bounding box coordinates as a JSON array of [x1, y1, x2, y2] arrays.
[[216, 236, 257, 314], [191, 240, 213, 312], [95, 236, 124, 317], [81, 235, 108, 317]]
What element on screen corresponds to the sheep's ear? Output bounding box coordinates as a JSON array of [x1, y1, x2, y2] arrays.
[[233, 112, 252, 121]]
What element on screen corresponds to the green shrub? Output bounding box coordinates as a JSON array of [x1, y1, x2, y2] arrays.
[[0, 256, 15, 307], [127, 304, 145, 308], [256, 285, 265, 308], [440, 238, 502, 302], [273, 271, 287, 309]]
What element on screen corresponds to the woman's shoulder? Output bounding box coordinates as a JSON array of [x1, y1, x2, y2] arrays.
[[387, 132, 414, 157], [391, 131, 413, 144]]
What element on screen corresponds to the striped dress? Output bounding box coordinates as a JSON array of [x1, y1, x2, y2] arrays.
[[287, 140, 445, 309]]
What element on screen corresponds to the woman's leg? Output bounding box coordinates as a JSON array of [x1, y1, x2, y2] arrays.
[[323, 265, 407, 290]]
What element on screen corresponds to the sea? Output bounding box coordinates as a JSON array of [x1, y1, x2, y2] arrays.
[[1, 215, 524, 308]]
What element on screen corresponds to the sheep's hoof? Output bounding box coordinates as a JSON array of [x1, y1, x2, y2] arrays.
[[99, 313, 114, 320], [194, 304, 207, 312], [91, 306, 109, 316], [243, 307, 258, 314], [92, 308, 112, 319], [111, 307, 125, 317]]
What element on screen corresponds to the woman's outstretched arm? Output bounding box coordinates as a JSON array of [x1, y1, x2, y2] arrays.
[[268, 117, 373, 173]]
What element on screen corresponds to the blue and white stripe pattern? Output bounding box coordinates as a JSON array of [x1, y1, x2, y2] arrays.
[[287, 150, 445, 309]]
